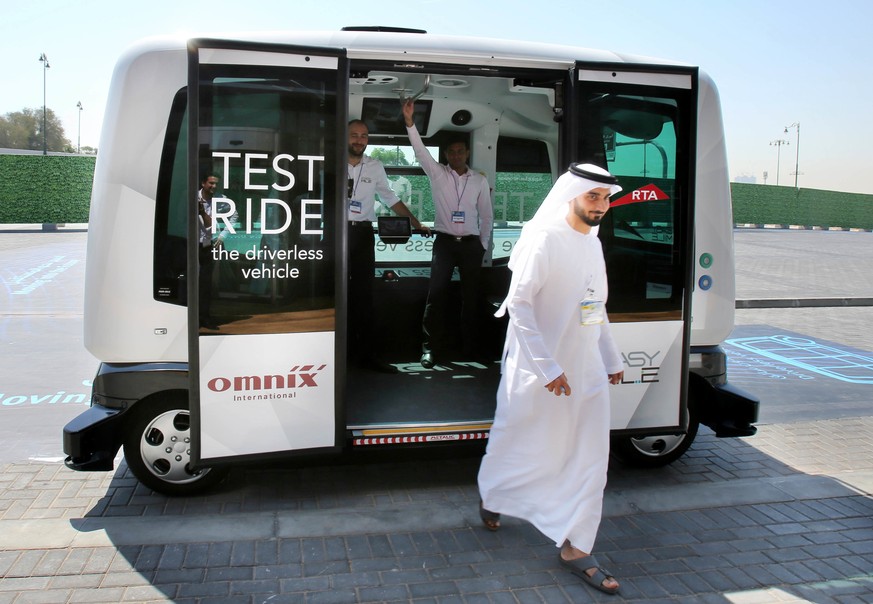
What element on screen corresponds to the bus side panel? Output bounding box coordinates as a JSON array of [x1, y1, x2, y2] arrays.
[[690, 72, 736, 348], [84, 45, 189, 363], [609, 321, 684, 430]]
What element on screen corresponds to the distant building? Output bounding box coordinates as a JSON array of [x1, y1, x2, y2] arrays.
[[734, 173, 756, 184]]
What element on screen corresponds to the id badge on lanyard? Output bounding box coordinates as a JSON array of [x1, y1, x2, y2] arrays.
[[579, 298, 605, 326], [452, 210, 466, 224]]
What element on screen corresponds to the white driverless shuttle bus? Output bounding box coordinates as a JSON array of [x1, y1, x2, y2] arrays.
[[63, 27, 758, 495]]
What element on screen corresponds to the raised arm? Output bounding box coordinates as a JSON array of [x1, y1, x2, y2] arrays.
[[401, 98, 416, 129], [402, 100, 441, 177]]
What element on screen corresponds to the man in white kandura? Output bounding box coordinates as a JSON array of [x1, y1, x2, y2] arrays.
[[477, 163, 625, 595]]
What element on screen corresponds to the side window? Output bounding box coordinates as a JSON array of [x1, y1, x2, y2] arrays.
[[154, 90, 191, 305], [577, 89, 690, 316], [364, 142, 436, 264], [367, 143, 435, 224], [493, 136, 553, 261]]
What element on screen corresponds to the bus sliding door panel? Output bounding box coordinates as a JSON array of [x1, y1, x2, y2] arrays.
[[574, 65, 697, 432], [188, 41, 346, 465]]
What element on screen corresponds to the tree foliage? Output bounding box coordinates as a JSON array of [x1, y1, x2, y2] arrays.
[[369, 146, 411, 166], [0, 107, 73, 152]]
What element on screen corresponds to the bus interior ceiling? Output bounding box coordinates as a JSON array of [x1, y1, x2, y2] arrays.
[[348, 68, 560, 148]]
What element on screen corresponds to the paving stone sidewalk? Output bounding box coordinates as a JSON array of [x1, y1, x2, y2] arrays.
[[1, 415, 872, 603], [1, 229, 872, 601]]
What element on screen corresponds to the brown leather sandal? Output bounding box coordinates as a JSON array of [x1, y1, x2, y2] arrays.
[[478, 499, 500, 531]]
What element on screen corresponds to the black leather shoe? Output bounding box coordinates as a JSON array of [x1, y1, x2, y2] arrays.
[[420, 352, 435, 368]]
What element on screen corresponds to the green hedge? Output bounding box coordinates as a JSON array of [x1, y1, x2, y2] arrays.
[[1, 154, 872, 228], [730, 182, 873, 230], [0, 155, 95, 223]]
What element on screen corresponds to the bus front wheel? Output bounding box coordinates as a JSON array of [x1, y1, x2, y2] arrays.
[[122, 395, 229, 496]]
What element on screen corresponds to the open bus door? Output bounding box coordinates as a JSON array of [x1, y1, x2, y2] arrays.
[[570, 64, 699, 462], [187, 40, 348, 467]]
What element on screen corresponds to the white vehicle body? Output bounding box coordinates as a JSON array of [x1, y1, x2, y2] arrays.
[[64, 28, 757, 495]]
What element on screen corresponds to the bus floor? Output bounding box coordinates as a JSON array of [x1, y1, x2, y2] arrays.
[[345, 355, 500, 427]]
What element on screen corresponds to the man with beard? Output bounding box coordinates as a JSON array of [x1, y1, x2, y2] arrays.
[[477, 163, 624, 595], [347, 119, 429, 371]]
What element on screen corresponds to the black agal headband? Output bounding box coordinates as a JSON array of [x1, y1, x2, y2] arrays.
[[568, 163, 619, 185]]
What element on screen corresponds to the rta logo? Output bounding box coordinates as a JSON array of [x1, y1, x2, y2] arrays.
[[207, 364, 326, 392]]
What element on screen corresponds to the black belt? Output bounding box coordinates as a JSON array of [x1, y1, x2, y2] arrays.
[[348, 221, 373, 228], [436, 232, 478, 242]]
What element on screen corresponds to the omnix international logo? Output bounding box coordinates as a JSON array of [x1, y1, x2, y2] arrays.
[[206, 364, 328, 401]]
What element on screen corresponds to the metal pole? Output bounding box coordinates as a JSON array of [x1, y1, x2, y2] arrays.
[[77, 101, 83, 153], [770, 139, 788, 186], [39, 53, 50, 155], [795, 124, 800, 190], [776, 144, 780, 186], [785, 122, 800, 190]]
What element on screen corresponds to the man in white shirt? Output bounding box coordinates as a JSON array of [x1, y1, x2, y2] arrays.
[[347, 119, 428, 371], [402, 100, 493, 368]]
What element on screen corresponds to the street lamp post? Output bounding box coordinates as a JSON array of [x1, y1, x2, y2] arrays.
[[784, 122, 801, 190], [39, 53, 50, 155], [770, 139, 789, 186], [76, 101, 83, 153]]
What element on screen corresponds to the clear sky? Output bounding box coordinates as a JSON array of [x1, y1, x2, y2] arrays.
[[3, 0, 872, 194]]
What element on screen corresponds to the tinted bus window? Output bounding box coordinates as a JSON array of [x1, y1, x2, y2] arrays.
[[577, 89, 690, 317], [154, 71, 338, 332]]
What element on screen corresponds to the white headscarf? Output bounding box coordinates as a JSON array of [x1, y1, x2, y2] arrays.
[[496, 163, 621, 317]]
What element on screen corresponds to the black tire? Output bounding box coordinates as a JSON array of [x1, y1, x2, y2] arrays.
[[122, 394, 229, 496], [610, 414, 699, 468]]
